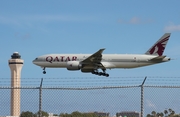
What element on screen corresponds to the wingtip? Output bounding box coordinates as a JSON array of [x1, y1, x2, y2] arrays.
[[165, 33, 171, 35], [99, 48, 105, 53]]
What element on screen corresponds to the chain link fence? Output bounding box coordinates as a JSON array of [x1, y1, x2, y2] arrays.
[[1, 77, 180, 117]]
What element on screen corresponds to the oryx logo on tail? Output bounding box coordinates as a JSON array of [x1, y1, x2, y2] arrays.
[[145, 33, 171, 56]]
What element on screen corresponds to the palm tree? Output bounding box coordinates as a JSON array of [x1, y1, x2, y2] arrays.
[[147, 114, 152, 117], [171, 111, 175, 115], [164, 110, 168, 117], [173, 114, 180, 117], [159, 112, 164, 117], [151, 111, 156, 117], [169, 110, 175, 117], [157, 113, 160, 117], [169, 109, 172, 114]]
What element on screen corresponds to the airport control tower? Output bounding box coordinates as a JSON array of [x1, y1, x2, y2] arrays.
[[8, 52, 24, 116]]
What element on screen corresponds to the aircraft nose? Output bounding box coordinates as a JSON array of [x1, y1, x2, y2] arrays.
[[32, 58, 38, 65]]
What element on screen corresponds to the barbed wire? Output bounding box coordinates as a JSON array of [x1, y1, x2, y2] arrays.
[[1, 77, 180, 88], [1, 85, 180, 90]]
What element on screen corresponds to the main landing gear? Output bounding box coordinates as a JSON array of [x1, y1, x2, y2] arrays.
[[92, 69, 109, 77], [43, 67, 46, 74]]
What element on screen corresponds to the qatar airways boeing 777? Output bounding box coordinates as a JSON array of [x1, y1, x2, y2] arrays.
[[33, 33, 171, 77]]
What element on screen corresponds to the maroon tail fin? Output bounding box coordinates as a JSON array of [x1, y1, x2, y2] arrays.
[[145, 33, 171, 56]]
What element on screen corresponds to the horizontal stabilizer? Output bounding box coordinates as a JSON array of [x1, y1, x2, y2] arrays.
[[150, 56, 166, 61]]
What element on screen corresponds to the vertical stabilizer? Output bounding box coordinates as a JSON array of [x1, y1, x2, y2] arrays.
[[145, 33, 171, 56]]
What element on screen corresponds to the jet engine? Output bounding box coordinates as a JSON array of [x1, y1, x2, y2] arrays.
[[66, 61, 81, 70]]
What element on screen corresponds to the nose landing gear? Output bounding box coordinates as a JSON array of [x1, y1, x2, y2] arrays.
[[43, 67, 46, 74]]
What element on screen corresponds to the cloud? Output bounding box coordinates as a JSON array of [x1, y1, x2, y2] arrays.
[[118, 17, 154, 24], [14, 32, 31, 40], [0, 15, 96, 31], [146, 99, 156, 109], [0, 16, 20, 26], [164, 23, 180, 32], [21, 33, 31, 40], [129, 17, 141, 24], [0, 15, 95, 25]]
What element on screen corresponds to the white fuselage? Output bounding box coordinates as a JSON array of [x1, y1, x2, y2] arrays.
[[33, 54, 170, 69], [32, 33, 171, 76]]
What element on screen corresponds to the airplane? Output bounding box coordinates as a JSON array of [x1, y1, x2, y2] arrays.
[[33, 33, 171, 77]]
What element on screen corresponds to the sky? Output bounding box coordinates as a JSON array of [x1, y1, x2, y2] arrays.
[[1, 0, 180, 116], [0, 0, 180, 78]]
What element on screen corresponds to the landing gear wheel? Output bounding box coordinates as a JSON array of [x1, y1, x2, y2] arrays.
[[98, 72, 103, 76], [43, 71, 46, 74], [102, 69, 109, 77], [92, 69, 110, 77], [42, 67, 46, 74], [105, 74, 109, 77]]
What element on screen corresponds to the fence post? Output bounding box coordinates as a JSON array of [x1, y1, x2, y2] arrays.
[[140, 76, 147, 117], [39, 78, 43, 117]]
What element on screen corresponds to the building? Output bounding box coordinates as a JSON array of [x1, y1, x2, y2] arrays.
[[94, 111, 110, 117], [116, 111, 140, 117], [48, 113, 59, 117], [8, 52, 24, 117], [85, 111, 110, 117]]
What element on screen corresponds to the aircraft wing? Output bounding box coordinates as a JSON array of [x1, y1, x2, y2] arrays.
[[82, 48, 105, 64]]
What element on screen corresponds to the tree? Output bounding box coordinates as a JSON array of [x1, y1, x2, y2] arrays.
[[173, 115, 180, 117], [59, 111, 99, 117], [147, 114, 152, 117], [164, 110, 168, 117], [71, 111, 83, 117], [147, 109, 179, 117], [169, 109, 172, 113], [53, 114, 58, 116], [34, 110, 49, 117], [20, 111, 35, 117], [151, 111, 156, 117], [172, 111, 175, 115], [59, 113, 64, 117], [159, 112, 164, 117]]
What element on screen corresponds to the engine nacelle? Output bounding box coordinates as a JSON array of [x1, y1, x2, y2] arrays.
[[66, 61, 81, 70], [81, 69, 93, 73]]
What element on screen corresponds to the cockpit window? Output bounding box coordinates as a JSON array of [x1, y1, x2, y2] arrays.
[[35, 58, 38, 60]]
